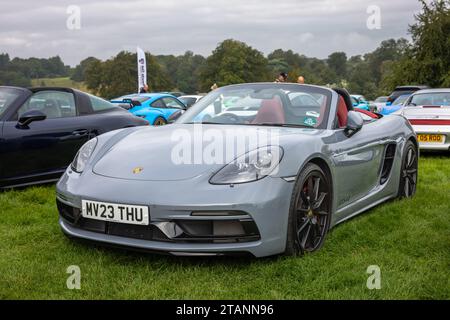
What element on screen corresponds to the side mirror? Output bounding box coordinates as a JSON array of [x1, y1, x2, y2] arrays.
[[17, 110, 47, 127], [344, 111, 364, 137], [168, 110, 185, 123]]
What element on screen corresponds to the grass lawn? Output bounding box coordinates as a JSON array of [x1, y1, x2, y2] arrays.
[[31, 77, 90, 93], [0, 155, 449, 300]]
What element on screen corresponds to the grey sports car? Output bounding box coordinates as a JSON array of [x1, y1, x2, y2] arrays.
[[56, 83, 419, 258]]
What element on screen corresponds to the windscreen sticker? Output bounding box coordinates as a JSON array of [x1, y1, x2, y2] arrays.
[[304, 117, 317, 127]]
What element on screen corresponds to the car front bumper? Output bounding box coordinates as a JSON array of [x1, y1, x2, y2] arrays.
[[56, 170, 295, 258]]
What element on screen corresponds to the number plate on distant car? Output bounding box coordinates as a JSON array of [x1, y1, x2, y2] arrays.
[[418, 134, 445, 144], [81, 200, 149, 225]]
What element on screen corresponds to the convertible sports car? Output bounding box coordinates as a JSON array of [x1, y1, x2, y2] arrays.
[[57, 83, 418, 258], [111, 93, 186, 125], [401, 88, 450, 151], [0, 86, 148, 189]]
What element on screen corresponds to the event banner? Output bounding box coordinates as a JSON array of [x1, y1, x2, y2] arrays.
[[137, 46, 147, 92]]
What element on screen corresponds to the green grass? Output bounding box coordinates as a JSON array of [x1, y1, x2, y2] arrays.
[[31, 77, 90, 92], [0, 155, 449, 300]]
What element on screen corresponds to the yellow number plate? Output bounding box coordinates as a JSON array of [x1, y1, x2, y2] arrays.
[[418, 134, 444, 144]]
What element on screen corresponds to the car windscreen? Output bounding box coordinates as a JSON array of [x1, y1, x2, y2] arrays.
[[0, 88, 22, 118], [393, 95, 410, 105], [177, 84, 332, 129], [179, 97, 197, 107], [114, 95, 151, 103], [375, 97, 388, 103], [408, 92, 450, 106]]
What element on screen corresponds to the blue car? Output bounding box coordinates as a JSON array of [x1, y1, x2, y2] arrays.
[[111, 93, 186, 125], [350, 95, 370, 111], [380, 94, 411, 116]]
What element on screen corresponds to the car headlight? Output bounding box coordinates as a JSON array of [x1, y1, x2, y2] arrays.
[[210, 146, 284, 185], [71, 138, 98, 173]]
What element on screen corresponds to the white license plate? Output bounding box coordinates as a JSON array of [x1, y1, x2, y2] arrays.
[[81, 200, 149, 226]]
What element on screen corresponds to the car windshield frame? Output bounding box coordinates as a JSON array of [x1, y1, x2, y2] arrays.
[[176, 83, 333, 129]]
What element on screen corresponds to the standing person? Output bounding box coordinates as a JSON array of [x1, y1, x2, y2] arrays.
[[275, 72, 288, 83], [297, 76, 305, 84], [139, 84, 149, 94]]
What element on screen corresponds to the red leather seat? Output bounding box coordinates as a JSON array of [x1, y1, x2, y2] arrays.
[[252, 98, 285, 124], [337, 96, 348, 128]]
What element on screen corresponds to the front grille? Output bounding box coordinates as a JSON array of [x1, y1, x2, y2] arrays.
[[57, 200, 261, 244]]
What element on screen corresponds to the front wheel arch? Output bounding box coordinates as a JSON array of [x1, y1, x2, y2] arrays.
[[284, 161, 333, 256]]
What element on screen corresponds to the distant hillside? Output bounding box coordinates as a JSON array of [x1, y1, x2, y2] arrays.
[[31, 77, 91, 93]]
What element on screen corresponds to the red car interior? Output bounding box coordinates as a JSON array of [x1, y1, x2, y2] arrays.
[[253, 98, 286, 124]]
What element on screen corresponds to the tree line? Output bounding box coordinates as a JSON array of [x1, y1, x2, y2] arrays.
[[1, 0, 448, 100]]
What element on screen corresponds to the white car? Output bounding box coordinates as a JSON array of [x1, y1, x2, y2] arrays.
[[402, 89, 450, 151], [178, 95, 204, 108]]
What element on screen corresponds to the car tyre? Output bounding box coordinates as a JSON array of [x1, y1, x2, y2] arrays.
[[284, 163, 332, 256], [397, 140, 418, 199]]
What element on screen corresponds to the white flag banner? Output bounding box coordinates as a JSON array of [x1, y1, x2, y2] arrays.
[[137, 47, 147, 92]]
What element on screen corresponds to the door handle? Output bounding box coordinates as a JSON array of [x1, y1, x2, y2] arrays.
[[72, 129, 89, 136]]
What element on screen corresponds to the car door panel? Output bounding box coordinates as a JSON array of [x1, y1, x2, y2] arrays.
[[330, 121, 396, 220], [1, 117, 90, 180], [0, 89, 90, 183]]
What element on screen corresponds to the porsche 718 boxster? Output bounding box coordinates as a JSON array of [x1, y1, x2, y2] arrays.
[[57, 83, 419, 258]]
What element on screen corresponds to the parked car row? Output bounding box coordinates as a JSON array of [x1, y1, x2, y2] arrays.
[[2, 82, 448, 258]]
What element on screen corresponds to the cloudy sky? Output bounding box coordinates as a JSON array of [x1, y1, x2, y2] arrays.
[[0, 0, 424, 66]]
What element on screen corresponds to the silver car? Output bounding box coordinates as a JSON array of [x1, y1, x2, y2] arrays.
[[401, 88, 450, 151], [56, 83, 418, 258]]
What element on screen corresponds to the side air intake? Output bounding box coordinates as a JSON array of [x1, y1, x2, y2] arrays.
[[380, 144, 397, 185]]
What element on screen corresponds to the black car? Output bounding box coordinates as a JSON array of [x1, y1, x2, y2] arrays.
[[387, 85, 429, 105], [0, 86, 148, 189]]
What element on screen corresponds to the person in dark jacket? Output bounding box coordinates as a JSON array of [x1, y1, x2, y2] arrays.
[[139, 84, 149, 94]]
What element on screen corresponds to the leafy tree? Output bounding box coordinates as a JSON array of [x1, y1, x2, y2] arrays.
[[384, 0, 450, 89], [0, 71, 31, 87], [156, 52, 206, 93], [199, 39, 270, 91], [71, 57, 100, 82], [85, 51, 173, 99], [327, 52, 347, 79]]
